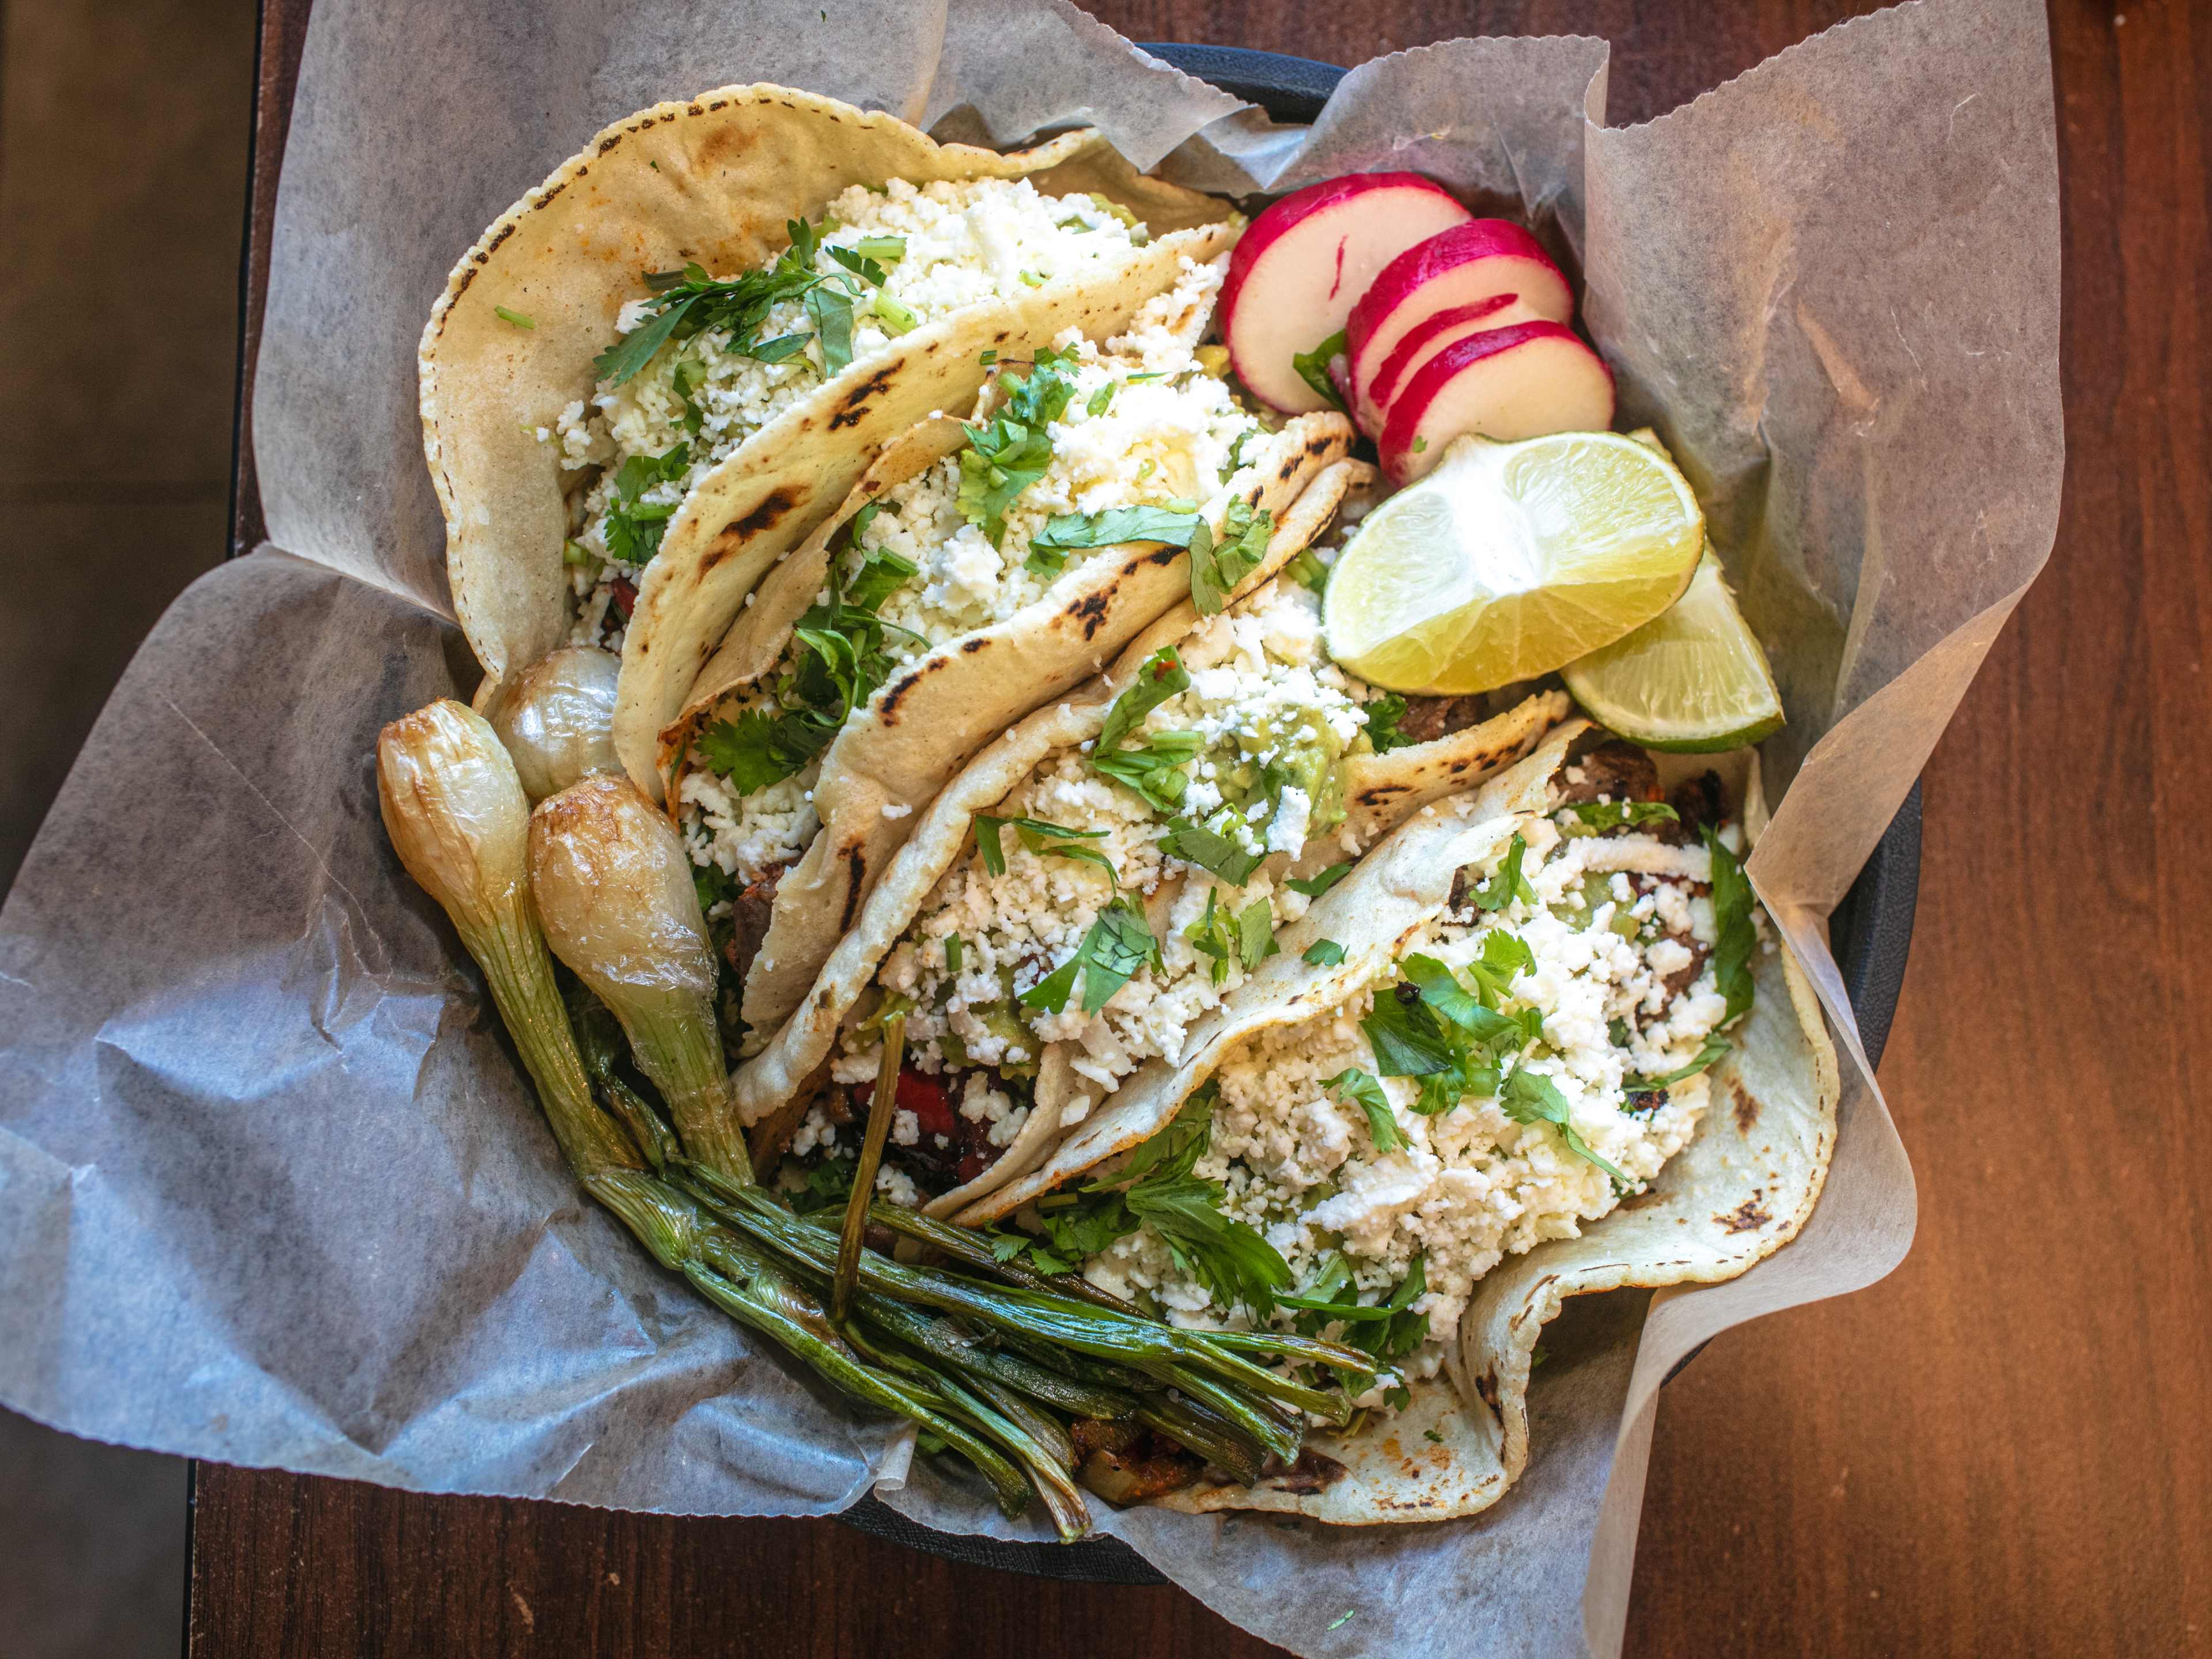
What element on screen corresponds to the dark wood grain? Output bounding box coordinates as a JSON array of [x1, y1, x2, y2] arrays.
[[191, 1, 2212, 1655]]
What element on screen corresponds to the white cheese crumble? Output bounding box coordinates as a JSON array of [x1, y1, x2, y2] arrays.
[[1079, 817, 1744, 1391], [559, 178, 1168, 647], [827, 582, 1371, 1107], [679, 257, 1260, 906]]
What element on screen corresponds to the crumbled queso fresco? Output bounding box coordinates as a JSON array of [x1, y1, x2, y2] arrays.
[[1081, 811, 1758, 1397], [679, 255, 1259, 890], [830, 581, 1384, 1118], [556, 177, 1162, 649]]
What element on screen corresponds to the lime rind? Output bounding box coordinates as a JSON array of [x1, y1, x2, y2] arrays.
[[1560, 547, 1784, 752], [1321, 431, 1705, 695]]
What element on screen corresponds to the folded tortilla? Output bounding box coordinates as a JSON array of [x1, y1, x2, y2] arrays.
[[732, 581, 1567, 1222], [675, 402, 1357, 1046], [975, 723, 1838, 1522], [417, 82, 1236, 751]]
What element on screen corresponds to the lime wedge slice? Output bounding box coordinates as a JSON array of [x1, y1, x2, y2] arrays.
[[1561, 548, 1783, 751], [1320, 431, 1704, 694]]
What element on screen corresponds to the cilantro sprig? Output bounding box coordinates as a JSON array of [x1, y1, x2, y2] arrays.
[[691, 528, 918, 794], [600, 443, 691, 567], [957, 349, 1078, 547], [1088, 647, 1200, 812], [1003, 1087, 1291, 1316], [1018, 897, 1159, 1016], [1183, 889, 1278, 985], [594, 218, 874, 388], [1187, 499, 1272, 615]]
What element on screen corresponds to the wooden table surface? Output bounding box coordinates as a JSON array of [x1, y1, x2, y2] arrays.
[[192, 1, 2211, 1654]]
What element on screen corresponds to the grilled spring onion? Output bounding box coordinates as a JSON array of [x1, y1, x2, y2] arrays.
[[378, 705, 1045, 1518], [529, 776, 751, 1184], [381, 700, 1380, 1535], [482, 644, 622, 802], [377, 702, 636, 1181]]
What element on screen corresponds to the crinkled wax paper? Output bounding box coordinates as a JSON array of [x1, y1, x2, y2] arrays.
[[0, 0, 2058, 1653]]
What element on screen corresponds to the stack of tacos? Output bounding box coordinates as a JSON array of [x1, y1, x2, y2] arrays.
[[416, 85, 1838, 1529]]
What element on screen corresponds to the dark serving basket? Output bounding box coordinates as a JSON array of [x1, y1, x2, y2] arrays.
[[836, 42, 1923, 1586]]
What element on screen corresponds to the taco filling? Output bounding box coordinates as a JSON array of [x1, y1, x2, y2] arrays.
[[556, 178, 1164, 647], [676, 258, 1271, 948], [1016, 747, 1763, 1414], [774, 579, 1394, 1206]]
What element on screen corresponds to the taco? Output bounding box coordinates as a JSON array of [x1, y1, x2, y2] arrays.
[[418, 84, 1239, 745], [662, 263, 1358, 1048], [732, 563, 1567, 1221], [961, 720, 1838, 1521]]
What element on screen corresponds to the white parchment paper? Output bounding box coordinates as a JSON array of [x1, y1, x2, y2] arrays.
[[0, 1, 2059, 1653]]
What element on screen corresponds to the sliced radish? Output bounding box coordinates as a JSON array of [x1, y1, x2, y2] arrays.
[[1377, 321, 1615, 484], [1219, 173, 1472, 413], [1354, 294, 1530, 434], [1345, 221, 1573, 428]]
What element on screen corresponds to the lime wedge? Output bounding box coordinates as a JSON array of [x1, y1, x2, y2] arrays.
[[1561, 548, 1783, 751], [1321, 431, 1704, 694]]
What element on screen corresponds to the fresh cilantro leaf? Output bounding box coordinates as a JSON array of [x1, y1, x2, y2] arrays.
[[1627, 1035, 1733, 1092], [1111, 1083, 1217, 1188], [1471, 832, 1535, 912], [1400, 953, 1487, 1031], [692, 859, 740, 919], [1424, 1427, 1445, 1444], [1235, 898, 1278, 972], [1324, 1066, 1397, 1151], [600, 442, 691, 567], [1030, 504, 1203, 557], [824, 244, 889, 286], [1159, 817, 1266, 885], [1018, 897, 1158, 1015], [1304, 938, 1346, 967], [1361, 985, 1459, 1079], [1463, 928, 1535, 1006], [1362, 692, 1416, 753], [1499, 1067, 1630, 1185], [595, 222, 839, 386], [1562, 799, 1680, 832], [694, 706, 836, 793], [1285, 861, 1351, 898], [1188, 498, 1272, 615], [1704, 826, 1756, 1025], [1291, 328, 1347, 410], [804, 282, 857, 375], [1089, 648, 1200, 810], [955, 350, 1080, 544], [974, 815, 1111, 883], [745, 332, 810, 363], [843, 544, 915, 613]]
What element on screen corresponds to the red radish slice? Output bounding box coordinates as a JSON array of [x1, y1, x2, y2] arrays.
[[1345, 221, 1573, 426], [1219, 173, 1472, 412], [1355, 293, 1533, 434], [1378, 321, 1615, 484]]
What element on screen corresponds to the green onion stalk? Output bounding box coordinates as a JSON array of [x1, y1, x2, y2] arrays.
[[377, 704, 1043, 1518], [528, 775, 751, 1185], [377, 702, 637, 1182], [378, 700, 1380, 1536]]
